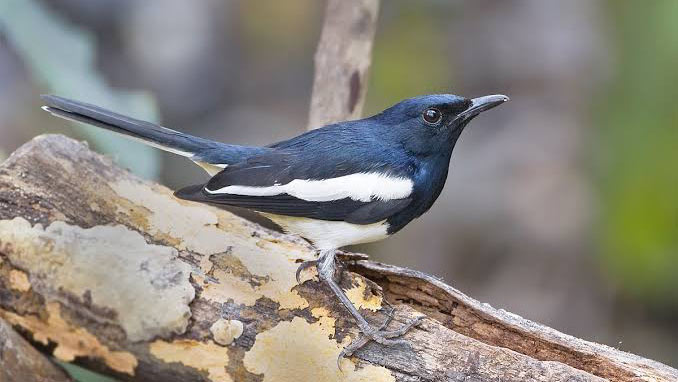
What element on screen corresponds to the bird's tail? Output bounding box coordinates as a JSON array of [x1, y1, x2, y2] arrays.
[[41, 95, 267, 174], [41, 95, 218, 158]]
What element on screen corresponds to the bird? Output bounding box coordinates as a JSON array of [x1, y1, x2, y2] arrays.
[[41, 92, 508, 360]]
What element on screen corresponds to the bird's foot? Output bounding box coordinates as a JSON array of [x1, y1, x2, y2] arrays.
[[338, 313, 424, 363], [311, 250, 423, 370], [297, 250, 344, 284]]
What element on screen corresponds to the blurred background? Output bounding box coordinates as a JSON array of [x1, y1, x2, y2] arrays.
[[0, 0, 676, 378]]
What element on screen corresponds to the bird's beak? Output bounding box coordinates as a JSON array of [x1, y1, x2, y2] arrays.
[[457, 94, 509, 120]]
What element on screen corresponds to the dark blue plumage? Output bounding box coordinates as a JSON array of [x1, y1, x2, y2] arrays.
[[182, 94, 505, 234], [41, 93, 507, 239]]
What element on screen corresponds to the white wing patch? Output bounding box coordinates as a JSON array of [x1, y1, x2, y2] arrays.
[[204, 172, 413, 202]]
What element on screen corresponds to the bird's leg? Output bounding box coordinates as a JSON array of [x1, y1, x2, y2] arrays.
[[315, 249, 423, 363], [296, 249, 347, 284]]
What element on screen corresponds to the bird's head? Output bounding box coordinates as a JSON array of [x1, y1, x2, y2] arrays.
[[373, 94, 509, 156]]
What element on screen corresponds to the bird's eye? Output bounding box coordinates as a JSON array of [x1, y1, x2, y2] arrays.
[[422, 108, 443, 125]]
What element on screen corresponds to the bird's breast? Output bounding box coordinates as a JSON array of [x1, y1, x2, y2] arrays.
[[262, 213, 389, 251], [385, 156, 451, 233]]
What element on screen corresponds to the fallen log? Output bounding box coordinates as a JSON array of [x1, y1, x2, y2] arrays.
[[0, 134, 675, 382]]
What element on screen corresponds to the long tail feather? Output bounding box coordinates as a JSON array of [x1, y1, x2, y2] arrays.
[[41, 95, 216, 158], [41, 95, 269, 170]]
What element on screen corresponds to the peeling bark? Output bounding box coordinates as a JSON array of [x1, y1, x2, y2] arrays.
[[307, 0, 380, 129], [0, 135, 676, 382]]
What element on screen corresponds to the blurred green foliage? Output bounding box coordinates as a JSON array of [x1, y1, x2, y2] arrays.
[[366, 1, 452, 114], [598, 1, 678, 308], [239, 0, 320, 58], [58, 362, 118, 382]]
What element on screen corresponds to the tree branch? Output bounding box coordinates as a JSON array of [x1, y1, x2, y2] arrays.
[[0, 135, 676, 382], [307, 0, 380, 129]]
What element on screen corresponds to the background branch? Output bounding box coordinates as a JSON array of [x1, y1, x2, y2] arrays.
[[307, 0, 380, 129]]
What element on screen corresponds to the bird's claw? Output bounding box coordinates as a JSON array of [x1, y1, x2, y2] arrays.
[[339, 307, 395, 360], [337, 314, 424, 370], [295, 259, 318, 284]]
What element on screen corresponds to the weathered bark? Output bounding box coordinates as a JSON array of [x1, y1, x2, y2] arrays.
[[0, 135, 676, 382], [307, 0, 380, 129], [0, 317, 72, 382]]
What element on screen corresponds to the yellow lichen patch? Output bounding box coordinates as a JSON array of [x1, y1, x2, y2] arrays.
[[194, 271, 260, 307], [243, 317, 395, 382], [8, 269, 31, 292], [344, 277, 383, 312], [199, 254, 215, 275], [150, 339, 232, 382], [210, 318, 244, 346], [111, 179, 314, 310], [235, 239, 310, 309], [1, 302, 137, 375], [311, 307, 332, 319], [111, 180, 228, 254]]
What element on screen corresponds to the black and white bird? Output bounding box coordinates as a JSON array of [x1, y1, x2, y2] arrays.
[[41, 93, 508, 358]]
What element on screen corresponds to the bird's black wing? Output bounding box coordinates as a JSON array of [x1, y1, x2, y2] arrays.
[[175, 185, 411, 224], [174, 150, 413, 224]]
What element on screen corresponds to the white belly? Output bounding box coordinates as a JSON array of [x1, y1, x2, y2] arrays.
[[262, 213, 389, 251]]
